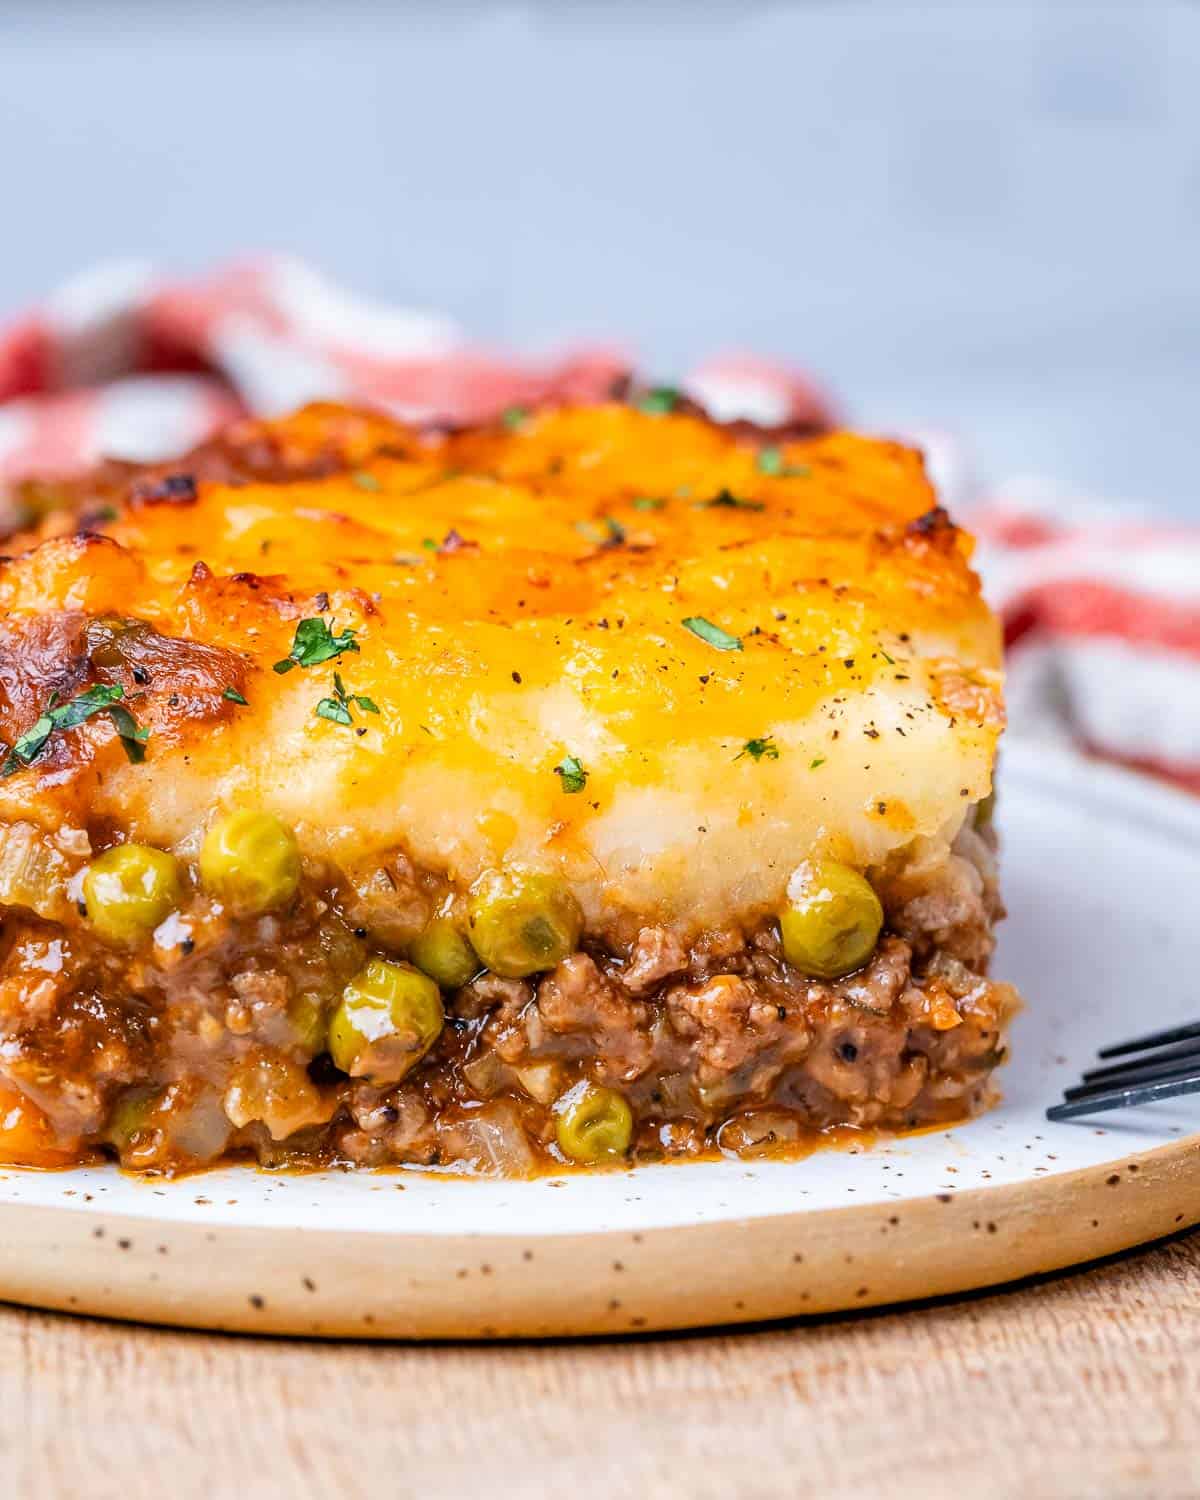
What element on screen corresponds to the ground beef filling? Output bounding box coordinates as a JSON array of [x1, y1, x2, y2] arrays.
[[0, 828, 1016, 1174]]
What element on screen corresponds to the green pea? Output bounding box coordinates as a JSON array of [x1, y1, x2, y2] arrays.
[[82, 844, 182, 944], [104, 1087, 160, 1153], [779, 859, 883, 979], [554, 1082, 634, 1164], [410, 918, 479, 989], [199, 810, 301, 915], [328, 958, 444, 1083], [466, 869, 582, 978]]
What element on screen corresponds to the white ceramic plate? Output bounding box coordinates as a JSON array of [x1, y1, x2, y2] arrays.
[[1, 740, 1197, 1338]]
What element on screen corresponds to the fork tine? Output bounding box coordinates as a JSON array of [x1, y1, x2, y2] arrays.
[[1097, 1020, 1200, 1060], [1064, 1056, 1200, 1100], [1047, 1070, 1200, 1121], [1082, 1039, 1200, 1085]]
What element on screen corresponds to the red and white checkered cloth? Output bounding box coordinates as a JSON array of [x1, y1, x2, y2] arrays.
[[2, 258, 1197, 792]]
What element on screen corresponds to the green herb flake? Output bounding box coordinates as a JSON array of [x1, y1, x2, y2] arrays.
[[756, 446, 811, 479], [810, 756, 826, 770], [314, 670, 380, 729], [1, 683, 150, 776], [700, 487, 765, 512], [422, 537, 438, 551], [735, 736, 780, 763], [632, 496, 666, 511], [353, 471, 382, 492], [636, 386, 681, 416], [315, 697, 353, 726], [682, 616, 743, 652], [501, 405, 529, 431], [554, 755, 588, 794], [46, 684, 124, 734], [108, 704, 151, 764], [6, 714, 54, 769], [274, 617, 359, 674]]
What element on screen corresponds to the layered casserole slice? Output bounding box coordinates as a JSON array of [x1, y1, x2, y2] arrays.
[[0, 400, 1018, 1173]]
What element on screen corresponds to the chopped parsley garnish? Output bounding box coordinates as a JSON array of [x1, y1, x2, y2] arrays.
[[636, 386, 681, 415], [554, 755, 588, 794], [756, 447, 811, 479], [632, 496, 666, 511], [1, 683, 148, 776], [315, 671, 380, 728], [222, 687, 249, 706], [810, 756, 826, 770], [735, 736, 780, 762], [700, 487, 765, 512], [108, 703, 151, 763], [422, 537, 438, 551], [682, 616, 743, 652], [352, 471, 382, 492], [314, 698, 352, 727], [501, 405, 529, 431], [273, 617, 359, 674]]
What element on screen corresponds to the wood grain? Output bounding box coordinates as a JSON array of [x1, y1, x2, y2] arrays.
[[0, 1230, 1197, 1500]]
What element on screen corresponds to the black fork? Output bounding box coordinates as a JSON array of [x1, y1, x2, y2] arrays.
[[1046, 1020, 1200, 1122]]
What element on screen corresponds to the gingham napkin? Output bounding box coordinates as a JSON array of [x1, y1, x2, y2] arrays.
[[2, 258, 1196, 792]]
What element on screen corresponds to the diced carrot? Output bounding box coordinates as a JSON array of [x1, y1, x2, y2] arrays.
[[0, 1088, 80, 1167]]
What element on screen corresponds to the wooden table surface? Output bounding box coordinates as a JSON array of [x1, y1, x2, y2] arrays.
[[3, 1229, 1197, 1500]]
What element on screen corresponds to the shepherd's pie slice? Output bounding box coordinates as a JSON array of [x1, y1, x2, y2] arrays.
[[0, 399, 1017, 1172]]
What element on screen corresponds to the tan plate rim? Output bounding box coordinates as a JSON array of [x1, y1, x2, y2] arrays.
[[0, 1133, 1196, 1339]]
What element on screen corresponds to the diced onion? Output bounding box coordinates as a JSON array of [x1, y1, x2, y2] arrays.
[[439, 1101, 536, 1177], [162, 1086, 234, 1161], [223, 1055, 335, 1141], [716, 1110, 803, 1157], [513, 1060, 563, 1105], [0, 823, 73, 922], [461, 1051, 512, 1100]]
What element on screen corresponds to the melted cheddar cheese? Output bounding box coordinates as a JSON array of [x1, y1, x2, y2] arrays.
[[0, 402, 1003, 936]]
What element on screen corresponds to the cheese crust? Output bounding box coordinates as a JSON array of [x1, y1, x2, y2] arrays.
[[0, 402, 1002, 938]]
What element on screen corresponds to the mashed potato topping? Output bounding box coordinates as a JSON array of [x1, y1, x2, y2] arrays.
[[0, 402, 1001, 939]]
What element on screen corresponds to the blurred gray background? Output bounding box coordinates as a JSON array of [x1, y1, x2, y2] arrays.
[[2, 0, 1197, 509]]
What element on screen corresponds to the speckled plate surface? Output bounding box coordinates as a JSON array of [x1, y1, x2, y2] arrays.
[[0, 740, 1197, 1339]]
